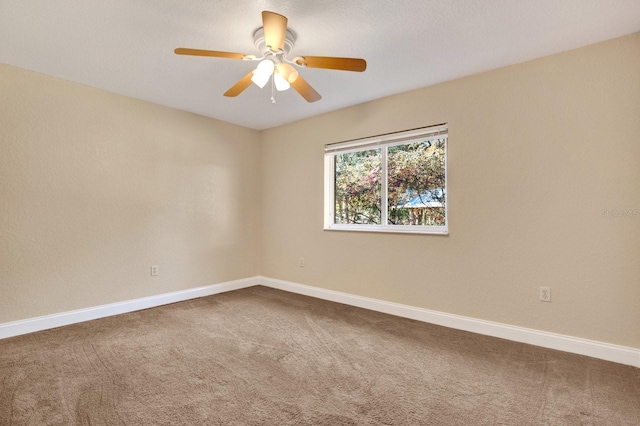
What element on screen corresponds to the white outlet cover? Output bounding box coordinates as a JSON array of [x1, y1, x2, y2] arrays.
[[540, 287, 551, 302]]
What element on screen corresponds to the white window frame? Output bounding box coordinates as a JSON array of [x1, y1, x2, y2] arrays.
[[324, 124, 448, 235]]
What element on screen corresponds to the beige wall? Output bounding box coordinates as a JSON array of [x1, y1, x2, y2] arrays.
[[260, 32, 640, 349], [0, 64, 261, 323], [2, 33, 638, 350]]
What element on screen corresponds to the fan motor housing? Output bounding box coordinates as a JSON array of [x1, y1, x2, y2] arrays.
[[253, 27, 296, 57]]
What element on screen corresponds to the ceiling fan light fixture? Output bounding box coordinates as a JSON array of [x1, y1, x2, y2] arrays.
[[274, 72, 290, 91], [251, 59, 275, 88], [276, 63, 299, 84]]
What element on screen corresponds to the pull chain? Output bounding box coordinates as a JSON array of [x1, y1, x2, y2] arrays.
[[270, 74, 276, 104]]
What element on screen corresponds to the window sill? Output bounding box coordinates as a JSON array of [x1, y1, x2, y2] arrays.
[[324, 224, 448, 235]]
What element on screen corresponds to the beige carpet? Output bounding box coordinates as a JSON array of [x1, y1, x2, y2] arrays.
[[1, 286, 638, 425]]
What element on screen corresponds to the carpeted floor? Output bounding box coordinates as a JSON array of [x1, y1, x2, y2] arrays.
[[0, 286, 638, 425]]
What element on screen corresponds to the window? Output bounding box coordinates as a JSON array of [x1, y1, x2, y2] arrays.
[[324, 124, 448, 234]]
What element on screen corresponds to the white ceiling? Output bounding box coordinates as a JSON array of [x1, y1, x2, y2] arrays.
[[1, 1, 639, 130]]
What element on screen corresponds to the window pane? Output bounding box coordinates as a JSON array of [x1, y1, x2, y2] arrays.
[[334, 149, 381, 224], [387, 138, 446, 226]]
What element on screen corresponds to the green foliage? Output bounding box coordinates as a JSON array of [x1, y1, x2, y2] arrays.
[[388, 139, 446, 226], [335, 149, 381, 224], [334, 138, 446, 226]]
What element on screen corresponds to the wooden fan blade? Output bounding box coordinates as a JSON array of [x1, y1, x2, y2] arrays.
[[175, 48, 253, 60], [295, 56, 366, 72], [291, 75, 322, 103], [224, 71, 254, 97], [262, 11, 287, 52]]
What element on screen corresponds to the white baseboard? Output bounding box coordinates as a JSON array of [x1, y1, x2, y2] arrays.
[[259, 277, 640, 369], [2, 276, 638, 368], [0, 277, 260, 340]]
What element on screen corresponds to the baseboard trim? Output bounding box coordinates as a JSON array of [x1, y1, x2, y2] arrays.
[[2, 276, 637, 368], [259, 277, 640, 368], [0, 277, 260, 340]]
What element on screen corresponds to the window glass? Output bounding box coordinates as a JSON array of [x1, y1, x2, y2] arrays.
[[334, 149, 381, 224], [325, 125, 447, 234], [387, 139, 446, 227]]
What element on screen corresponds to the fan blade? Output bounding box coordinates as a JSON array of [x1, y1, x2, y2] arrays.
[[291, 75, 322, 103], [262, 11, 287, 52], [295, 56, 366, 72], [224, 71, 254, 97], [175, 48, 254, 60]]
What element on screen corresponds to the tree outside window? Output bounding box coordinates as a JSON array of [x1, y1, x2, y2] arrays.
[[326, 125, 447, 234]]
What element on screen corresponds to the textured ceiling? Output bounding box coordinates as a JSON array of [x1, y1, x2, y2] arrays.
[[1, 1, 639, 130]]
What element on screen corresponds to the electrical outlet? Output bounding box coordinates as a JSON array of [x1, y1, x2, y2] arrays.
[[299, 257, 305, 268], [539, 287, 551, 302], [151, 265, 159, 276]]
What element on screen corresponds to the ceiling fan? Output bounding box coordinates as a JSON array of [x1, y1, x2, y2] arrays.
[[174, 11, 367, 103]]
